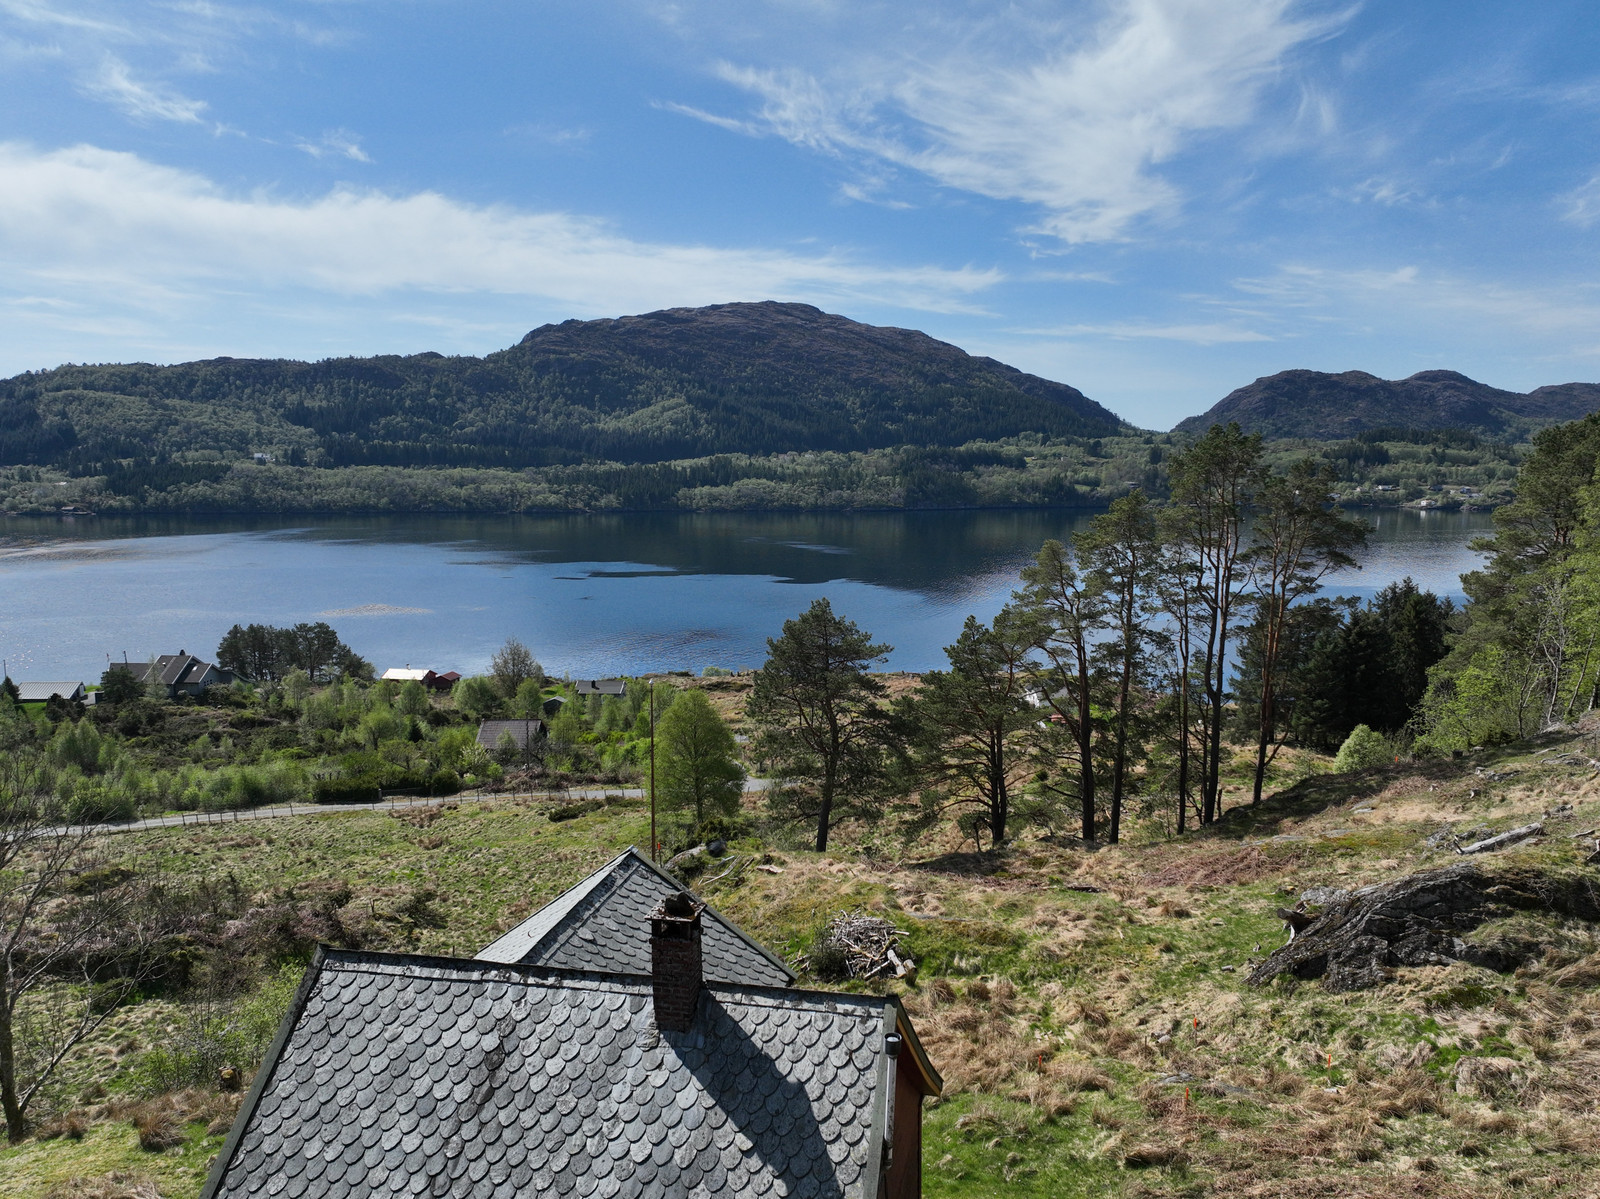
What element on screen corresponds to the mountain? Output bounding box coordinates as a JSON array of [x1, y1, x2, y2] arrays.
[[1173, 369, 1600, 440], [0, 302, 1126, 471]]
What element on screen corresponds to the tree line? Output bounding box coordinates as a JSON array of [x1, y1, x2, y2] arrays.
[[739, 424, 1457, 850], [1416, 411, 1600, 747]]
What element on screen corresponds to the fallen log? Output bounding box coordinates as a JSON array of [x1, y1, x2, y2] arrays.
[[1458, 822, 1543, 855]]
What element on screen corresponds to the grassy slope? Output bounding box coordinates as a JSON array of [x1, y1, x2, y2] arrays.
[[11, 730, 1600, 1198]]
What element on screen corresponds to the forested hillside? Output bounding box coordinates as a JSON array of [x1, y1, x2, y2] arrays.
[[1176, 368, 1600, 440], [0, 302, 1126, 473]]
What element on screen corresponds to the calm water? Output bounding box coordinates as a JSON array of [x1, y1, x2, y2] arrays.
[[0, 509, 1492, 683]]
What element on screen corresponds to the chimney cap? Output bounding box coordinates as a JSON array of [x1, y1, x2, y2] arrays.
[[660, 891, 700, 920]]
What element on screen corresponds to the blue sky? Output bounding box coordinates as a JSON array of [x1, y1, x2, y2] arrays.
[[2, 0, 1597, 429]]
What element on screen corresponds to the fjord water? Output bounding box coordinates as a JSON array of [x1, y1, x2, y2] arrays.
[[0, 509, 1491, 682]]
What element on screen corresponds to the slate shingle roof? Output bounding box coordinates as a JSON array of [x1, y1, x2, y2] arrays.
[[477, 848, 795, 988], [204, 950, 898, 1199], [474, 719, 546, 752]]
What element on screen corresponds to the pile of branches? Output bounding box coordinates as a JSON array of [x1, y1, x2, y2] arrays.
[[798, 910, 916, 982]]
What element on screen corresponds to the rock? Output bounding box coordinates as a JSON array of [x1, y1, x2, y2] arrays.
[[1300, 886, 1350, 906], [1247, 863, 1600, 992]]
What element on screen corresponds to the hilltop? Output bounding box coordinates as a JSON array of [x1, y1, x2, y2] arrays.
[[1174, 369, 1600, 440], [0, 302, 1126, 472]]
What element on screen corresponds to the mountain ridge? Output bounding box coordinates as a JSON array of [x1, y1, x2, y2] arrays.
[[0, 302, 1127, 471], [1173, 367, 1600, 439]]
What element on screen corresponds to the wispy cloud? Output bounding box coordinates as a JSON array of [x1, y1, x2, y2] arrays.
[[295, 129, 371, 163], [1560, 174, 1600, 228], [674, 0, 1349, 243], [1, 0, 346, 125], [1041, 321, 1274, 345], [83, 54, 206, 122], [1233, 263, 1600, 351], [0, 142, 1002, 317]]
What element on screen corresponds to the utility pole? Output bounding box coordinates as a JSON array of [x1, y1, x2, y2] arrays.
[[649, 679, 657, 862]]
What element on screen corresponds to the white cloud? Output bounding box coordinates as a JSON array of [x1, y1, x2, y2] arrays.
[[83, 54, 206, 122], [295, 129, 372, 163], [0, 142, 1002, 317], [680, 0, 1346, 243]]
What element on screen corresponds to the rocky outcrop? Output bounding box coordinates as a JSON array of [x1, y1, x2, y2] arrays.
[[1247, 864, 1600, 992]]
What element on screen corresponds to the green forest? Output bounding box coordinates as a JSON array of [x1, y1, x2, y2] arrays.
[[0, 426, 1522, 515]]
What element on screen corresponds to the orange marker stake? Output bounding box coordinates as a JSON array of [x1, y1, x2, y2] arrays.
[[1326, 1052, 1332, 1069]]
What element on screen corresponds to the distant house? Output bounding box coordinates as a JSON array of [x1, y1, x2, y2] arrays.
[[381, 666, 437, 686], [475, 718, 546, 754], [383, 666, 458, 691], [574, 678, 626, 697], [134, 653, 234, 699], [201, 847, 942, 1199], [16, 680, 86, 704]]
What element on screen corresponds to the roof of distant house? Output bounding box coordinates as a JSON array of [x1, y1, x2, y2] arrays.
[[475, 718, 546, 751], [202, 947, 935, 1199], [136, 653, 227, 688], [381, 667, 434, 682], [478, 847, 795, 987], [14, 681, 84, 702], [574, 678, 626, 695]]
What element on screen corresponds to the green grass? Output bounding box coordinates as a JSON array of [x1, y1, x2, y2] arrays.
[[0, 1120, 226, 1199], [17, 727, 1600, 1198]]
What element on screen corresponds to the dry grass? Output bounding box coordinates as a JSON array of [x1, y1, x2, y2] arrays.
[[42, 1173, 166, 1199]]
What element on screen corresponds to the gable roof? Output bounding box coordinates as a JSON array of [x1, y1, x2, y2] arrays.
[[14, 681, 84, 702], [474, 718, 545, 751], [381, 668, 434, 682], [477, 847, 795, 988], [574, 678, 626, 695], [136, 653, 225, 687], [202, 949, 923, 1199]]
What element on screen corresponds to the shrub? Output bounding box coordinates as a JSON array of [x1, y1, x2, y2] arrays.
[[549, 799, 603, 822], [63, 781, 137, 825], [128, 964, 303, 1096], [313, 777, 380, 804], [1334, 724, 1391, 772]]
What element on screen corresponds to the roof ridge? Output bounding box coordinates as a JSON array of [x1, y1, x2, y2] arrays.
[[621, 847, 798, 984]]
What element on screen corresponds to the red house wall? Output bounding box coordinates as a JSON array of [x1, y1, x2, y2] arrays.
[[886, 1063, 924, 1199]]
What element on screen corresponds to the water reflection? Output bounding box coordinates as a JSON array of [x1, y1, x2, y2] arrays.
[[0, 510, 1493, 681]]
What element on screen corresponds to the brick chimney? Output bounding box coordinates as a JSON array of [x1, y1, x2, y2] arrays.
[[650, 891, 704, 1031]]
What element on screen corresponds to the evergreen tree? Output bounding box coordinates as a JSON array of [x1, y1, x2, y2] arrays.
[[1012, 539, 1105, 842], [1076, 489, 1161, 842], [747, 599, 893, 852], [903, 609, 1036, 849], [1164, 423, 1264, 824], [98, 665, 142, 705], [1239, 458, 1367, 803]]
